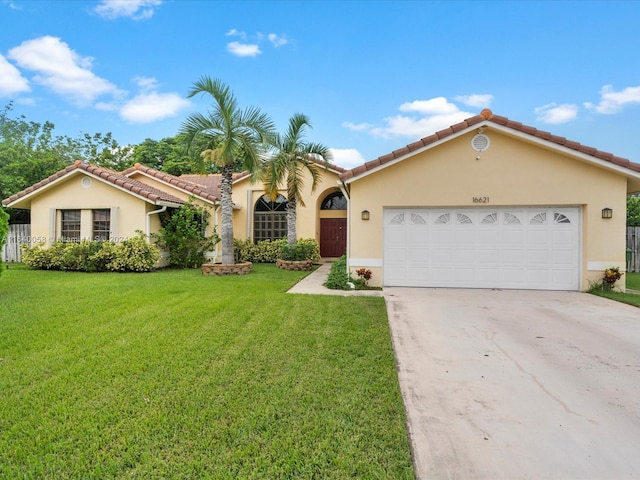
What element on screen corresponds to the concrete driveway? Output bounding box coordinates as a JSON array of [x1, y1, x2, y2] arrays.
[[384, 288, 640, 480]]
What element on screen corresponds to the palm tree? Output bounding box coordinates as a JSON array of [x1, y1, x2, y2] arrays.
[[263, 113, 332, 246], [180, 76, 274, 265]]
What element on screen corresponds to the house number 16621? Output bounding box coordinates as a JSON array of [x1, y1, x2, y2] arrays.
[[472, 196, 490, 203]]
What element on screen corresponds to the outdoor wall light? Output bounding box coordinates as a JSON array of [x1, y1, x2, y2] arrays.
[[602, 207, 613, 219], [361, 210, 370, 221]]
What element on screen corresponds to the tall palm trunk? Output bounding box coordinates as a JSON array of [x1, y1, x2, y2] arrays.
[[220, 163, 234, 264], [286, 199, 297, 246]]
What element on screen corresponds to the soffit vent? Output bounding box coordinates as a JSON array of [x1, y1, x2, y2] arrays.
[[471, 133, 490, 152]]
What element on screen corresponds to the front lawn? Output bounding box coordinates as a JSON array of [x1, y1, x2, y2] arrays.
[[588, 272, 640, 308], [0, 264, 413, 479]]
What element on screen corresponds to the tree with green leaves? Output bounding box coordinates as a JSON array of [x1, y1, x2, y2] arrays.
[[132, 135, 193, 175], [0, 103, 131, 222], [180, 77, 274, 265], [263, 113, 331, 245], [154, 198, 219, 268], [628, 195, 640, 227]]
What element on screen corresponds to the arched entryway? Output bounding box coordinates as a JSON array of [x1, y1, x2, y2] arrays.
[[319, 191, 347, 257]]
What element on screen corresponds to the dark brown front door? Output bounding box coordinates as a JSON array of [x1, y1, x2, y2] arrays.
[[320, 218, 347, 257]]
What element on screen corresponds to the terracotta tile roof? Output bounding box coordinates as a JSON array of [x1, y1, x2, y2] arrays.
[[2, 161, 185, 207], [179, 172, 251, 196], [320, 159, 347, 174], [122, 163, 220, 203], [179, 158, 345, 195], [339, 109, 640, 182]]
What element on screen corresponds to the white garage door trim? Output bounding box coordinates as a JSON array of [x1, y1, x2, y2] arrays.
[[383, 207, 581, 290]]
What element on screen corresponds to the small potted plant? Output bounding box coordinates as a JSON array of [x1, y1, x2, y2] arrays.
[[602, 266, 623, 291]]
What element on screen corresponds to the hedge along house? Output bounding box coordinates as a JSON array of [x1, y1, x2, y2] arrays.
[[339, 109, 640, 291], [2, 160, 348, 264], [2, 161, 186, 254]]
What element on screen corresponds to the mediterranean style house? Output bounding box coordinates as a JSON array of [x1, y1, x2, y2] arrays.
[[4, 109, 640, 291], [2, 158, 348, 262]]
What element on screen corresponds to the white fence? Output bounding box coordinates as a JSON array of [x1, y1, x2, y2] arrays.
[[2, 224, 30, 263], [629, 227, 639, 273]]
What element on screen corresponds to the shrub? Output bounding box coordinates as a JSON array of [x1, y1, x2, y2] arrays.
[[154, 199, 219, 268], [60, 240, 105, 272], [22, 234, 160, 273], [108, 233, 160, 272], [324, 255, 350, 290], [234, 238, 286, 263], [233, 238, 321, 264], [88, 241, 119, 272], [280, 239, 321, 263], [22, 242, 62, 270]]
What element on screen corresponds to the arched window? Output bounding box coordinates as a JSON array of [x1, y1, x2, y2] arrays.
[[254, 194, 287, 243], [321, 191, 347, 210]]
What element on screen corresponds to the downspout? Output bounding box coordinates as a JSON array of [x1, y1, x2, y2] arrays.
[[146, 205, 167, 241], [339, 181, 351, 278]]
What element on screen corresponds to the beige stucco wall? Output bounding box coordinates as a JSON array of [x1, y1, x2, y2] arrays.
[[29, 173, 152, 246], [347, 129, 629, 290], [231, 168, 344, 243]]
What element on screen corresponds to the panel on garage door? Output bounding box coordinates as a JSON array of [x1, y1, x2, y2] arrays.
[[383, 207, 580, 290]]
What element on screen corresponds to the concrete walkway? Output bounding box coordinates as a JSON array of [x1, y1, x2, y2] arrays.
[[286, 262, 383, 296]]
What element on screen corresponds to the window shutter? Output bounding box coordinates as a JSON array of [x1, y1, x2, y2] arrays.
[[110, 207, 119, 240], [49, 209, 56, 245]]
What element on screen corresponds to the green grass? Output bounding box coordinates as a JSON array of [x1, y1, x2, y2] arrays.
[[627, 272, 640, 290], [588, 272, 640, 308], [0, 264, 413, 479]]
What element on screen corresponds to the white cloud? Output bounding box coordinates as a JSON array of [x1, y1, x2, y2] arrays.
[[342, 121, 373, 132], [584, 84, 640, 114], [345, 96, 476, 141], [455, 93, 494, 108], [226, 29, 246, 38], [7, 36, 122, 105], [399, 97, 459, 115], [371, 112, 472, 139], [225, 29, 290, 56], [0, 54, 30, 96], [329, 148, 366, 169], [93, 0, 162, 20], [535, 103, 579, 124], [134, 75, 159, 92], [268, 34, 288, 47], [120, 91, 190, 123], [227, 41, 261, 57]]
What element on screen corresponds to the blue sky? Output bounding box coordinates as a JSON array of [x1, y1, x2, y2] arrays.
[[1, 0, 639, 169]]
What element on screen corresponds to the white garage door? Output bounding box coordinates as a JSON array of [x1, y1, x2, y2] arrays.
[[384, 207, 580, 290]]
